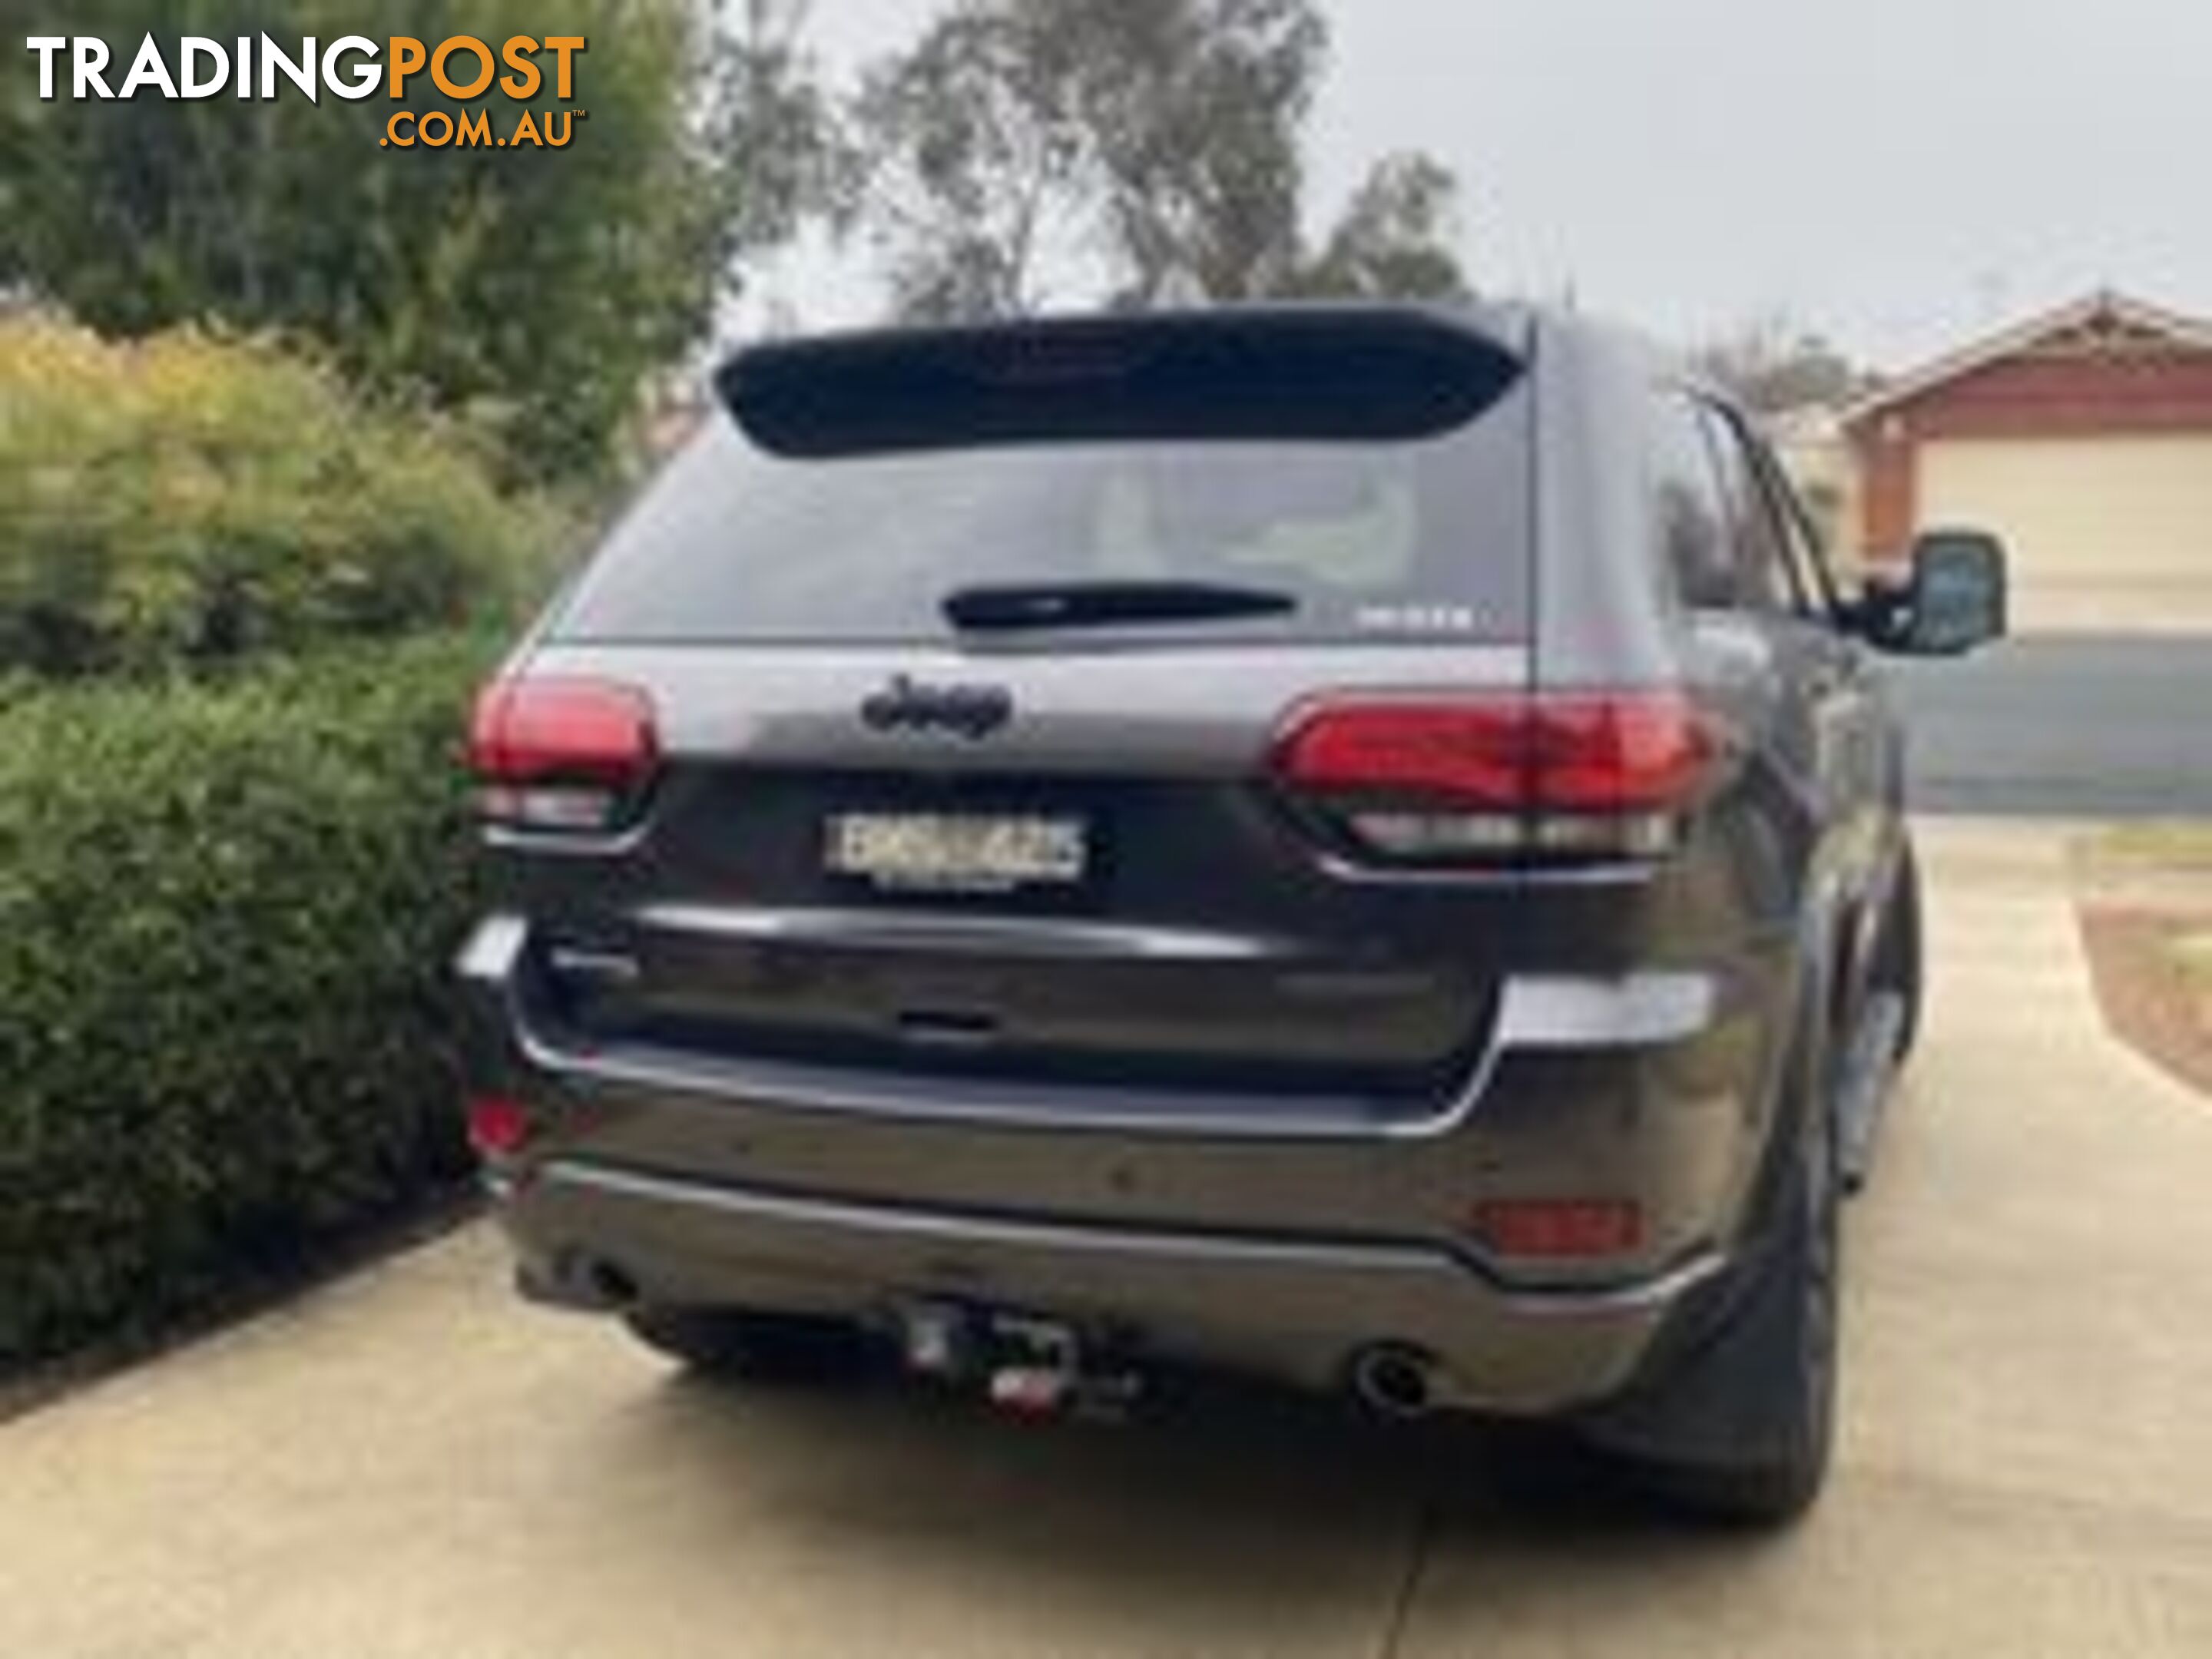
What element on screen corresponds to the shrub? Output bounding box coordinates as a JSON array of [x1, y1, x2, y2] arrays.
[[0, 634, 495, 1363], [0, 316, 564, 679]]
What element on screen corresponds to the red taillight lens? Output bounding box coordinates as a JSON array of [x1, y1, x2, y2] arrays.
[[1519, 694, 1717, 813], [1272, 700, 1528, 805], [1472, 1199, 1644, 1260], [469, 677, 658, 833], [466, 1095, 532, 1160], [1270, 691, 1717, 864]]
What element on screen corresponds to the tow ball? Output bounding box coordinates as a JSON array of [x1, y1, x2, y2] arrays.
[[898, 1302, 1141, 1421]]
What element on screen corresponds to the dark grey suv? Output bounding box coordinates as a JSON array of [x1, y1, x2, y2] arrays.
[[459, 305, 2005, 1521]]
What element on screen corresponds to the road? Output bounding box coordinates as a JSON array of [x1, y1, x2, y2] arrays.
[[1889, 634, 2212, 817], [5, 820, 2212, 1657]]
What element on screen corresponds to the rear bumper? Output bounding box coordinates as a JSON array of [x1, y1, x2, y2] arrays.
[[500, 1159, 1727, 1416], [462, 912, 1787, 1417]]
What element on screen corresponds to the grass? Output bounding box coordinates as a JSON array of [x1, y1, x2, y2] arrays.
[[2073, 825, 2212, 1100], [2169, 930, 2212, 991], [2082, 823, 2212, 873]]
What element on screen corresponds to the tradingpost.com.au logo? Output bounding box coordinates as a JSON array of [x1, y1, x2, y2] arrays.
[[23, 34, 588, 150]]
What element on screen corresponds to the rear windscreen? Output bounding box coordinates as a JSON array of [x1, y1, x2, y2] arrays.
[[557, 369, 1532, 649]]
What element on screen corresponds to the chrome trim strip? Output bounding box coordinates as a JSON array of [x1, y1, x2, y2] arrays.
[[465, 916, 1726, 1143], [455, 914, 529, 985], [481, 823, 651, 860], [548, 947, 645, 986], [635, 903, 1288, 964], [1305, 851, 1661, 890], [512, 1021, 1452, 1142], [1503, 1249, 1730, 1318], [1493, 972, 1721, 1050]]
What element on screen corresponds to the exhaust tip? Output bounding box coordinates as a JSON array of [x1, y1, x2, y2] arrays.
[[1352, 1346, 1439, 1420]]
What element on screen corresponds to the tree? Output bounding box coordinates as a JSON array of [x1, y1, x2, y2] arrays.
[[1, 0, 739, 478], [849, 2, 1094, 320], [847, 0, 1468, 322], [1065, 0, 1326, 307], [711, 1, 853, 265], [1290, 152, 1468, 303], [1693, 317, 1873, 414]]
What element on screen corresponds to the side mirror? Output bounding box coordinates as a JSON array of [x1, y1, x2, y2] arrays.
[[1860, 529, 2009, 656]]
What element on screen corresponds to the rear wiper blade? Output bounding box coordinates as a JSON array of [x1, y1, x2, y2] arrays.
[[942, 580, 1298, 633]]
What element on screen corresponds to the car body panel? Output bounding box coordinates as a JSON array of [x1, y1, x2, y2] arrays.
[[463, 302, 1916, 1419]]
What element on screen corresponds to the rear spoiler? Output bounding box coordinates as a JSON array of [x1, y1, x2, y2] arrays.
[[716, 306, 1528, 459]]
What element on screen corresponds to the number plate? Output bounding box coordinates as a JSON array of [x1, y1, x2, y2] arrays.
[[825, 812, 1090, 893]]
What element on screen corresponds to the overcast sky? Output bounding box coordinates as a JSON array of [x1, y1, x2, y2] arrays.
[[777, 0, 2212, 372]]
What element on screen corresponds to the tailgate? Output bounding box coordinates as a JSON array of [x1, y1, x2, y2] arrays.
[[495, 642, 1531, 1108]]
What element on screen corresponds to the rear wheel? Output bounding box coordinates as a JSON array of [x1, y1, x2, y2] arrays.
[[1628, 1120, 1839, 1523], [1876, 839, 1924, 1061], [624, 1305, 878, 1383], [1582, 993, 1842, 1525]]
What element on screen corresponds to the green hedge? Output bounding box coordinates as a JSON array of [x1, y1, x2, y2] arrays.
[[0, 634, 495, 1363], [0, 316, 563, 678]]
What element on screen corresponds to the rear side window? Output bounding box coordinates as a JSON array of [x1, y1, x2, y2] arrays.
[[1650, 396, 1735, 608], [556, 336, 1534, 648], [1699, 406, 1807, 614]]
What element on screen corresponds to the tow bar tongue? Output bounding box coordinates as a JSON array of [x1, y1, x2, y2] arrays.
[[899, 1302, 1141, 1421]]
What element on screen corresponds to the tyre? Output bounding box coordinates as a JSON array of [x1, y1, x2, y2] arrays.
[[1631, 1121, 1839, 1523], [1581, 986, 1842, 1525], [1875, 839, 1924, 1061], [624, 1305, 878, 1383]]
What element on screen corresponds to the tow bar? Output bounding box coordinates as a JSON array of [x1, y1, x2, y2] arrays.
[[898, 1302, 1142, 1422]]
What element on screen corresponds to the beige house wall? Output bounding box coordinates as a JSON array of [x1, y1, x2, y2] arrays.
[[1773, 429, 1867, 577], [1919, 433, 2212, 629]]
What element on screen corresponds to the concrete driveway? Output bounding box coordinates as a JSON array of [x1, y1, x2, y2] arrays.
[[6, 820, 2212, 1659]]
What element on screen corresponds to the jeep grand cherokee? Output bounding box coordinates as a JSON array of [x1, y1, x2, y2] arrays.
[[456, 305, 2005, 1521]]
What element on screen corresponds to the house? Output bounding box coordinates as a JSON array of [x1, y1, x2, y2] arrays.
[[1839, 291, 2212, 630]]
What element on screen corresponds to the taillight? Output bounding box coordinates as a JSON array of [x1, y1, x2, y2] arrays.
[[465, 1095, 532, 1160], [1270, 690, 1719, 866], [1472, 1198, 1644, 1260], [469, 677, 659, 834]]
